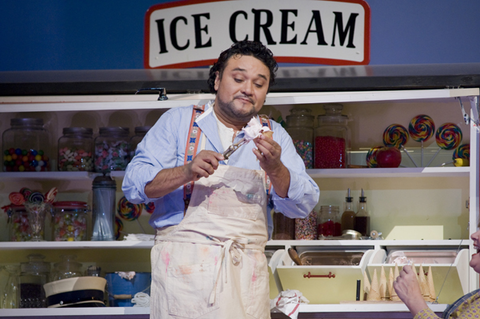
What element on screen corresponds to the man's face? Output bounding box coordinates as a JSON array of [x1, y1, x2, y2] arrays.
[[214, 54, 270, 126]]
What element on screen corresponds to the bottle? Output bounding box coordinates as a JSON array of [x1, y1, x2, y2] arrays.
[[285, 108, 314, 168], [341, 188, 355, 232], [57, 127, 94, 171], [91, 175, 116, 241], [314, 104, 350, 168], [317, 205, 341, 238], [2, 118, 51, 172], [354, 189, 370, 236], [94, 127, 130, 173]]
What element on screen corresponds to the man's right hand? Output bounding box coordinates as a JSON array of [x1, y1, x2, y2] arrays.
[[184, 150, 224, 181]]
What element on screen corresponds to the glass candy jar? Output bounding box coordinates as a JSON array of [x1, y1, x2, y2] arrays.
[[2, 118, 51, 172], [57, 127, 94, 171], [2, 265, 21, 309], [130, 126, 151, 159], [52, 201, 89, 241], [286, 108, 314, 168], [19, 254, 50, 308], [6, 205, 31, 241], [295, 210, 317, 240], [94, 127, 130, 173], [51, 255, 83, 281], [314, 104, 350, 168], [317, 205, 341, 238], [272, 211, 295, 240]]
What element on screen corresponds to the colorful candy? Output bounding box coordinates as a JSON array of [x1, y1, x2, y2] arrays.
[[295, 210, 317, 240], [2, 148, 50, 172], [52, 211, 87, 241], [117, 196, 143, 221], [9, 192, 25, 205], [408, 115, 435, 142], [94, 140, 130, 173], [292, 140, 313, 169], [453, 143, 470, 160], [435, 123, 462, 150], [383, 124, 409, 148], [58, 147, 93, 171], [366, 146, 383, 168], [44, 187, 58, 204]]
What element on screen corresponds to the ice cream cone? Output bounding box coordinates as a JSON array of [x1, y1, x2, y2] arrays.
[[427, 266, 436, 302], [380, 266, 387, 300], [363, 270, 371, 301], [367, 268, 381, 301], [391, 263, 400, 301], [387, 267, 394, 300], [418, 264, 430, 300]]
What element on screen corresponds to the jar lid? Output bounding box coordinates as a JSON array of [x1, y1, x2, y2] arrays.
[[99, 127, 129, 135], [62, 127, 93, 136], [134, 126, 152, 134], [10, 118, 44, 126], [317, 104, 348, 124], [53, 201, 89, 209], [20, 254, 51, 274]]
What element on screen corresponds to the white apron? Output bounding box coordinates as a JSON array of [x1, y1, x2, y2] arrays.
[[151, 165, 271, 319]]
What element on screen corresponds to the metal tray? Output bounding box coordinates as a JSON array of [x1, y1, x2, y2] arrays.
[[298, 251, 364, 266], [386, 250, 457, 264]]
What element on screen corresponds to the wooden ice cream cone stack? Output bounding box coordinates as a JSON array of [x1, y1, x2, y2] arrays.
[[363, 270, 371, 301], [387, 267, 394, 301], [418, 264, 430, 301]]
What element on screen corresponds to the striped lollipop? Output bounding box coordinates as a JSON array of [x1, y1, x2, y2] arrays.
[[366, 146, 382, 168], [383, 124, 417, 167], [453, 143, 469, 160], [426, 123, 463, 167], [408, 115, 435, 166], [117, 196, 145, 233]]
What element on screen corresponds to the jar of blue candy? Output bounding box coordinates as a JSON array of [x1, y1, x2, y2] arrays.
[[94, 127, 130, 173], [2, 118, 51, 172]]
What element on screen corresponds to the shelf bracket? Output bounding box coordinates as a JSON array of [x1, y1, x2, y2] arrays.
[[457, 96, 480, 131], [135, 87, 168, 101]]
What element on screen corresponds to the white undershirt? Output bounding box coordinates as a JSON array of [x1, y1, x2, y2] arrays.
[[212, 109, 236, 153]]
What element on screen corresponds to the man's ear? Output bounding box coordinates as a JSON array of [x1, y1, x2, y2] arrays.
[[214, 71, 220, 92]]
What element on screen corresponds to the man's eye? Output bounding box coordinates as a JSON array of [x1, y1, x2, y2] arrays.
[[234, 78, 243, 83]]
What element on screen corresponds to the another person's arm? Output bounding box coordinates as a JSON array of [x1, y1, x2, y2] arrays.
[[393, 265, 437, 319]]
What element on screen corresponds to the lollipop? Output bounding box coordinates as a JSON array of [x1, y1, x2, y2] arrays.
[[145, 202, 155, 214], [115, 216, 124, 240], [426, 123, 463, 167], [117, 196, 145, 233], [383, 124, 417, 167], [408, 115, 435, 166], [441, 143, 470, 167], [366, 146, 382, 168]]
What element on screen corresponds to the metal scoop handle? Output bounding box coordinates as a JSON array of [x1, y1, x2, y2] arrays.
[[222, 138, 247, 159]]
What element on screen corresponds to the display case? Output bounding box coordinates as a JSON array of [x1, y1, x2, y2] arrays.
[[0, 64, 479, 318]]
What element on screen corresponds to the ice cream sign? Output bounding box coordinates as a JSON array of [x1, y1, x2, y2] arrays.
[[144, 0, 370, 68]]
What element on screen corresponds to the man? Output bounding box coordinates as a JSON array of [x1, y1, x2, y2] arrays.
[[122, 40, 319, 319]]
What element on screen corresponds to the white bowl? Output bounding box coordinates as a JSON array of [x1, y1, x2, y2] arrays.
[[44, 276, 106, 297]]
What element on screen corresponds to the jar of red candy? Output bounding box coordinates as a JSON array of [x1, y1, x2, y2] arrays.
[[295, 210, 317, 240], [57, 127, 94, 171], [6, 205, 31, 241], [2, 118, 51, 172], [94, 127, 130, 173], [52, 201, 89, 241], [286, 108, 314, 168], [129, 126, 151, 160], [314, 104, 350, 168], [318, 205, 341, 238]]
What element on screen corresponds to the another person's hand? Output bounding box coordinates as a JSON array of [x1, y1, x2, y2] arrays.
[[393, 265, 429, 316], [185, 150, 224, 181]]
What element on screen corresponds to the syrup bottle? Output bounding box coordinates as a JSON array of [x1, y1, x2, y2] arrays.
[[354, 189, 370, 236], [341, 188, 355, 232]]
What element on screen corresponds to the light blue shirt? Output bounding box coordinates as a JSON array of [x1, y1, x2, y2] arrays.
[[122, 101, 320, 237]]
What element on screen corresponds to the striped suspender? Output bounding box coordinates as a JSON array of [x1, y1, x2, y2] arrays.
[[259, 115, 273, 195], [183, 105, 205, 211]]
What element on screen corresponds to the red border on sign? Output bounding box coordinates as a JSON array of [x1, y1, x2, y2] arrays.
[[144, 0, 371, 69]]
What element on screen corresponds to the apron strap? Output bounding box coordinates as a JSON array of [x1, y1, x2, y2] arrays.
[[183, 105, 205, 212], [259, 115, 273, 195]]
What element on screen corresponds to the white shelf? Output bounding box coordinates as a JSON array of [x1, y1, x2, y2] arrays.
[[0, 240, 154, 250], [0, 166, 469, 181], [0, 88, 478, 113]]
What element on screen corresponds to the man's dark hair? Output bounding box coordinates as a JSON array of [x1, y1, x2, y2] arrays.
[[207, 40, 278, 94]]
